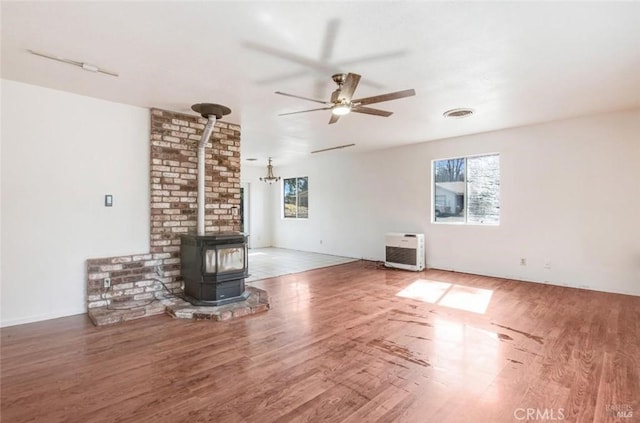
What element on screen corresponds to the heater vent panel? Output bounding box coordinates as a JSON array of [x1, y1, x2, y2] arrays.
[[384, 233, 425, 271], [385, 246, 417, 266]]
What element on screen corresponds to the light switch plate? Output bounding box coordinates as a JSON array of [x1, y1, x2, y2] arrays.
[[105, 194, 113, 207]]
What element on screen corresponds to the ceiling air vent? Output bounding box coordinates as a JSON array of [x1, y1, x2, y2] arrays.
[[443, 108, 474, 119]]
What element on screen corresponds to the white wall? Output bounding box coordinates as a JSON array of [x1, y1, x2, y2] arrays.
[[1, 80, 150, 326], [0, 81, 3, 316], [240, 165, 274, 248], [270, 109, 640, 296]]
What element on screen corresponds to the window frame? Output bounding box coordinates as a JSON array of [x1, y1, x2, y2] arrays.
[[282, 176, 309, 219], [431, 153, 500, 226]]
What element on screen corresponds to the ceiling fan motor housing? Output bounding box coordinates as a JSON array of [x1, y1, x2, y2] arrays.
[[332, 73, 347, 86]]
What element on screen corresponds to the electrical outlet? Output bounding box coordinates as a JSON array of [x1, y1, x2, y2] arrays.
[[103, 277, 111, 289], [544, 259, 551, 269], [520, 258, 527, 266]]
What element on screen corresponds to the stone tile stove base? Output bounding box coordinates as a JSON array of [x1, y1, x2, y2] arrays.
[[166, 287, 269, 321]]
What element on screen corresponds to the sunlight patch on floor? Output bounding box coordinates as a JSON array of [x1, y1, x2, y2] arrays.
[[396, 279, 493, 314]]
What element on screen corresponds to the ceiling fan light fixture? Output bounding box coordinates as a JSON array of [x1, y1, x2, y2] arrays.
[[332, 104, 351, 116]]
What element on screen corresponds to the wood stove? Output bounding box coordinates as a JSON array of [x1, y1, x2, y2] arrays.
[[181, 232, 249, 306], [180, 103, 248, 306]]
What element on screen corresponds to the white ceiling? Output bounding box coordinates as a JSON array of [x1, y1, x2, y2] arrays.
[[2, 1, 639, 166]]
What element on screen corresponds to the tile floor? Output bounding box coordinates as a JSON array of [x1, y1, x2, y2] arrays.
[[245, 248, 357, 283]]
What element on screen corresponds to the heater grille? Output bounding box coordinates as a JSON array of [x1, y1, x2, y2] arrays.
[[384, 233, 425, 271], [385, 246, 417, 266]]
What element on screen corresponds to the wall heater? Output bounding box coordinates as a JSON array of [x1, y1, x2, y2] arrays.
[[384, 233, 425, 271]]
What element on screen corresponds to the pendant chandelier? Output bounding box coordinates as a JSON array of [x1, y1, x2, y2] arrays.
[[260, 157, 281, 184]]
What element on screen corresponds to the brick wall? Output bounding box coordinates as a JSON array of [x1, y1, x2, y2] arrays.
[[86, 108, 241, 325]]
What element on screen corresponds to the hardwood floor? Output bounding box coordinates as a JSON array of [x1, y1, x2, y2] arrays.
[[2, 261, 639, 422]]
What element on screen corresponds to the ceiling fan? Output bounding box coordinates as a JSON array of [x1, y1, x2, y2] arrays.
[[275, 73, 415, 124]]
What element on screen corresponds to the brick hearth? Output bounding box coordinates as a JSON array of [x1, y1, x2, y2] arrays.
[[86, 108, 245, 325]]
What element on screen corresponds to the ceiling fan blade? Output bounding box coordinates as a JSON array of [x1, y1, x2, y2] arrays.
[[256, 69, 313, 85], [275, 91, 331, 105], [352, 88, 416, 106], [351, 106, 393, 117], [329, 114, 341, 124], [320, 19, 340, 62], [337, 50, 409, 70], [279, 107, 331, 116], [243, 41, 336, 75], [257, 67, 382, 89], [339, 73, 361, 102]]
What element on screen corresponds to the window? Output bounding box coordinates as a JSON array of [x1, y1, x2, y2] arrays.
[[433, 154, 500, 224], [283, 177, 309, 219]]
